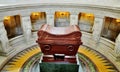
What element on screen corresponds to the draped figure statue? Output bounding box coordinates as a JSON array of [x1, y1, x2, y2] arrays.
[[0, 25, 9, 52], [115, 34, 120, 57]]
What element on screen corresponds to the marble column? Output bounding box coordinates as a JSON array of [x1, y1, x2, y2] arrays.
[[70, 12, 79, 25], [92, 16, 104, 42], [0, 22, 13, 56], [46, 11, 55, 26], [115, 34, 120, 61], [21, 16, 32, 44]]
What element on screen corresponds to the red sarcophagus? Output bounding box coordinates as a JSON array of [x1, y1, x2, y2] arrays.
[[36, 24, 82, 63]]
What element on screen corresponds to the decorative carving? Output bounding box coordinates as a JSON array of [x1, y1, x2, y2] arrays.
[[67, 45, 74, 52], [44, 44, 51, 51]]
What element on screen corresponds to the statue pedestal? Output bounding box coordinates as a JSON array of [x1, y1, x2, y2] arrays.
[[40, 62, 79, 72]]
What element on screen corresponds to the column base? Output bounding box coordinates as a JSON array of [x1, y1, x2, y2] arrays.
[[0, 47, 15, 56]]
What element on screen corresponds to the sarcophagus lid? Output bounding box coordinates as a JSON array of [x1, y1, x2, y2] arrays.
[[37, 24, 82, 55]]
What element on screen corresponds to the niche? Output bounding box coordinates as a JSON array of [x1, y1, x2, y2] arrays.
[[101, 17, 120, 41], [78, 12, 94, 33], [54, 11, 70, 27], [3, 15, 23, 39], [30, 12, 46, 32]]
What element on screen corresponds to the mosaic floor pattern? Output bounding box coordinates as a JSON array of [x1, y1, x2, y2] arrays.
[[1, 45, 119, 72]]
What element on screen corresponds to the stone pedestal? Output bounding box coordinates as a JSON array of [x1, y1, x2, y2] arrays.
[[46, 15, 54, 26], [40, 62, 79, 72]]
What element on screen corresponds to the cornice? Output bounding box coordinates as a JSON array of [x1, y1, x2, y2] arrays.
[[0, 3, 120, 13]]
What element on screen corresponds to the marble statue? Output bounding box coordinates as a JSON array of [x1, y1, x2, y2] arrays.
[[115, 34, 120, 57], [0, 25, 9, 52]]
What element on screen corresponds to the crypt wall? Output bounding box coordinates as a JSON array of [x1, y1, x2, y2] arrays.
[[0, 3, 120, 71]]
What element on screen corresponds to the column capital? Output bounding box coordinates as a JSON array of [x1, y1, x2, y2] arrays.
[[21, 16, 31, 23], [46, 11, 55, 15], [70, 11, 79, 15], [94, 14, 105, 19]]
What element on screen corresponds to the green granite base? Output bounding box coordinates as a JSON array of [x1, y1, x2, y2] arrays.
[[40, 62, 79, 72]]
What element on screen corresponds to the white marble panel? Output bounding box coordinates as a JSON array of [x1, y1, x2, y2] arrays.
[[21, 16, 32, 43], [92, 17, 104, 42], [70, 14, 78, 25], [46, 15, 54, 26]]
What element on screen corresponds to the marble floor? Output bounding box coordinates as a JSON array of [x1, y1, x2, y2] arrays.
[[0, 45, 119, 72]]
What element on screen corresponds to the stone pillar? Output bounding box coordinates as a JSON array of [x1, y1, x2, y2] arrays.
[[0, 22, 13, 56], [115, 34, 120, 61], [92, 16, 104, 42], [70, 12, 79, 25], [46, 11, 55, 26], [21, 16, 32, 44]]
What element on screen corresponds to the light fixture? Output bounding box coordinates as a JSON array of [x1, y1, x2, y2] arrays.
[[116, 19, 120, 23], [86, 13, 94, 17], [4, 16, 11, 20]]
